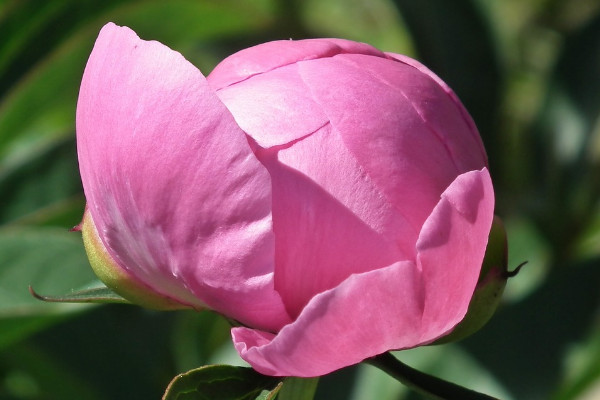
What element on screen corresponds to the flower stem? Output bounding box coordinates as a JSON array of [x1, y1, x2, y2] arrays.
[[277, 377, 319, 400], [366, 352, 500, 400]]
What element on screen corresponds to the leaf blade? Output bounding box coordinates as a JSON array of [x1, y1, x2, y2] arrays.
[[163, 365, 282, 400]]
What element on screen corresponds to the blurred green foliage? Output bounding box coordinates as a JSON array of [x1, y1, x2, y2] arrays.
[[0, 0, 599, 399]]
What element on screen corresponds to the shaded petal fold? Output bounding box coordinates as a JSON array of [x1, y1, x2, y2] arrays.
[[257, 123, 413, 318]]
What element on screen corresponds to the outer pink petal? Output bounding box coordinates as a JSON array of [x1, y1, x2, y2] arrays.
[[417, 168, 495, 339], [76, 23, 290, 331], [231, 168, 494, 377], [232, 261, 422, 377], [297, 53, 488, 231], [207, 38, 385, 90]]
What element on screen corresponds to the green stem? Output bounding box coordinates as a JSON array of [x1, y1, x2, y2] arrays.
[[277, 377, 319, 400], [366, 352, 500, 400]]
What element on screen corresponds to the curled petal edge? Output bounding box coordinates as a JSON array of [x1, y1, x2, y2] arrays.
[[231, 168, 495, 377]]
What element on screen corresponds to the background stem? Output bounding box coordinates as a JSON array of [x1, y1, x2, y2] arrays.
[[366, 352, 500, 400]]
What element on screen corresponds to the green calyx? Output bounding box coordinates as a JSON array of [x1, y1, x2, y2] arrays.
[[80, 209, 189, 311], [434, 216, 510, 344]]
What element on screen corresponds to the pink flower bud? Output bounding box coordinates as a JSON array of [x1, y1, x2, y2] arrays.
[[76, 23, 495, 377]]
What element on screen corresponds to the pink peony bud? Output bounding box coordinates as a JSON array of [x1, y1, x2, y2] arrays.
[[76, 23, 495, 377]]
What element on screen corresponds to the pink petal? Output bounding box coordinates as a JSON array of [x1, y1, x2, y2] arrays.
[[297, 53, 488, 231], [232, 261, 422, 377], [77, 23, 290, 331], [417, 168, 495, 339], [255, 123, 415, 318], [385, 52, 487, 163], [231, 168, 494, 377], [213, 63, 330, 148], [207, 38, 385, 90], [209, 39, 391, 149]]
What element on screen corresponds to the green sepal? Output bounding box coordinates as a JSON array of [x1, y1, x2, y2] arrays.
[[80, 209, 190, 310], [162, 365, 283, 400], [29, 285, 131, 304], [258, 383, 283, 400]]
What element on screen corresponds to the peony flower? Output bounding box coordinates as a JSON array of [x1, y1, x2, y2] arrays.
[[77, 23, 495, 377]]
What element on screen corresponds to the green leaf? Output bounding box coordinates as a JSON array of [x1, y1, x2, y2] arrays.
[[162, 365, 282, 400], [0, 226, 99, 349]]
